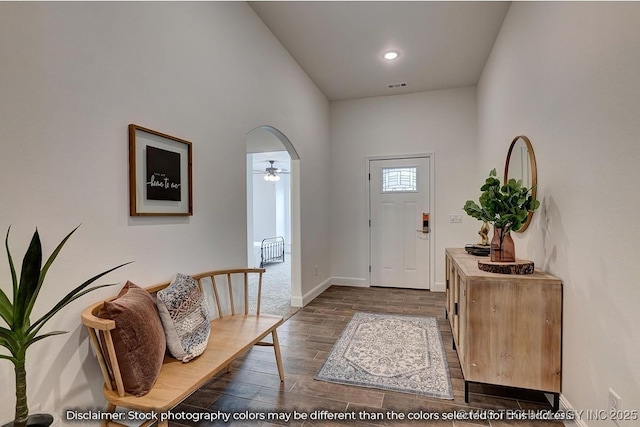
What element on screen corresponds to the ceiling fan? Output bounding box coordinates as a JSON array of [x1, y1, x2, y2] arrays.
[[264, 160, 281, 181], [254, 160, 289, 181]]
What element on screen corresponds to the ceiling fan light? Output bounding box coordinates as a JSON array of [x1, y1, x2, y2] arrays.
[[264, 160, 281, 181]]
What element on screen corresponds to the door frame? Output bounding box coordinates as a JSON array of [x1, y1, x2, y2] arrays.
[[366, 153, 435, 289], [246, 125, 302, 307]]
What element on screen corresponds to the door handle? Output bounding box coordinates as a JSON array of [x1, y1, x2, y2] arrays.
[[416, 228, 429, 234]]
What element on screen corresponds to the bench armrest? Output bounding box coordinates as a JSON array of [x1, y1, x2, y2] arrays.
[[81, 300, 116, 330]]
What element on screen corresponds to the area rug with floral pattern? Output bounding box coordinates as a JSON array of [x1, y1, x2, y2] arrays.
[[315, 312, 453, 399]]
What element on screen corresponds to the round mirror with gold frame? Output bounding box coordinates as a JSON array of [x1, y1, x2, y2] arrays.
[[504, 135, 537, 232]]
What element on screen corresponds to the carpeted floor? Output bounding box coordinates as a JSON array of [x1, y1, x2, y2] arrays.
[[248, 256, 299, 319], [315, 312, 453, 399]]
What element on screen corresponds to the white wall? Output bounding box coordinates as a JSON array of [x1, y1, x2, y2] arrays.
[[252, 173, 278, 241], [0, 2, 330, 420], [330, 87, 479, 289], [251, 170, 291, 253], [478, 2, 640, 419], [275, 173, 291, 251]]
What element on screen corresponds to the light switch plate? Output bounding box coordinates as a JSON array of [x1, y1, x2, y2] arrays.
[[450, 214, 463, 223]]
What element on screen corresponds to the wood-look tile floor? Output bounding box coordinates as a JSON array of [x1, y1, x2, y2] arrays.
[[171, 286, 563, 426]]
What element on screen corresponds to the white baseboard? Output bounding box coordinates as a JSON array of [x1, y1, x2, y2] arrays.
[[331, 278, 445, 291], [432, 281, 446, 292], [331, 277, 369, 287], [290, 277, 333, 307], [558, 393, 588, 427], [290, 294, 304, 307], [290, 278, 446, 307]]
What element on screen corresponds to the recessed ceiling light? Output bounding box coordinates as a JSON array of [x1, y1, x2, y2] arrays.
[[383, 51, 399, 61]]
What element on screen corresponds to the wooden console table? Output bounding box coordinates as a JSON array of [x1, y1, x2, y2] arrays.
[[445, 248, 562, 409]]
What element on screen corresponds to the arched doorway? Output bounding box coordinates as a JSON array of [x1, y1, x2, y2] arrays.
[[246, 126, 302, 313]]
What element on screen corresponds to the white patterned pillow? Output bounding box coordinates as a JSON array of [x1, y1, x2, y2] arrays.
[[156, 274, 210, 362]]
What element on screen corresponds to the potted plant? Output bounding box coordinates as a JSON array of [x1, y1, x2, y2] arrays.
[[463, 169, 540, 262], [0, 226, 130, 427]]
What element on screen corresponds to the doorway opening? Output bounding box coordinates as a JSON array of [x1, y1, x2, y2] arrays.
[[246, 126, 302, 316]]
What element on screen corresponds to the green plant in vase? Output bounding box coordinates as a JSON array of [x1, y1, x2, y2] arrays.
[[463, 169, 540, 262], [0, 226, 130, 427]]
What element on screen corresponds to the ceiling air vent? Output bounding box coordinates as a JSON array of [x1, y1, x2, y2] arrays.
[[388, 82, 407, 89]]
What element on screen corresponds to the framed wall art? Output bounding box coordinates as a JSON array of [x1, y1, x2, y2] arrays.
[[129, 124, 193, 216]]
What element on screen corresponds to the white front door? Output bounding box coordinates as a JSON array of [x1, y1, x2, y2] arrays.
[[369, 157, 431, 289]]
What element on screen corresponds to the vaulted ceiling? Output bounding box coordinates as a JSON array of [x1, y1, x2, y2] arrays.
[[250, 2, 511, 101]]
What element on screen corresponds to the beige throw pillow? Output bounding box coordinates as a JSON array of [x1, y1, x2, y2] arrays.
[[156, 273, 210, 362]]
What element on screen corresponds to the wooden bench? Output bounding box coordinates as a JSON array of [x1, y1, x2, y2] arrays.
[[81, 268, 284, 427]]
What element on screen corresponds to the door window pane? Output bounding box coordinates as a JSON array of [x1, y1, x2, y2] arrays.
[[382, 167, 417, 192]]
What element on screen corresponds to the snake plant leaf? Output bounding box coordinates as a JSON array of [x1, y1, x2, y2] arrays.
[[0, 288, 12, 328], [0, 353, 18, 363], [24, 331, 66, 351], [5, 228, 18, 320], [0, 326, 19, 354], [23, 225, 80, 328], [27, 278, 126, 338], [14, 231, 42, 331]]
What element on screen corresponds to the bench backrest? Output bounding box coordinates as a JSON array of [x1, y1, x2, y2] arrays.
[[80, 268, 266, 397]]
